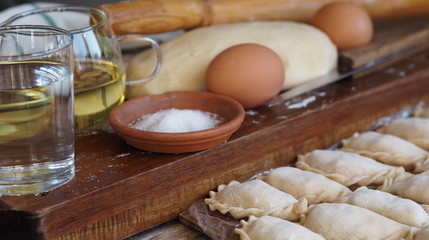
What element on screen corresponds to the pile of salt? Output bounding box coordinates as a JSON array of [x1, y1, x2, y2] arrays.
[[130, 108, 222, 133]]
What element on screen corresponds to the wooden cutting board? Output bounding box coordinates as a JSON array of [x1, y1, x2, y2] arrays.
[[339, 16, 429, 73], [1, 17, 429, 240], [177, 103, 426, 240]]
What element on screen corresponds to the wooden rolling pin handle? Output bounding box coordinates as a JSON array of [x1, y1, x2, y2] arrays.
[[99, 0, 429, 35], [98, 0, 211, 35]]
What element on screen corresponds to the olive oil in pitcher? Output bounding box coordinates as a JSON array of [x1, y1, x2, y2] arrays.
[[73, 59, 125, 130]]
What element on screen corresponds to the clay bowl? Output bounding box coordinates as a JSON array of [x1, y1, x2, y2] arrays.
[[109, 91, 245, 153]]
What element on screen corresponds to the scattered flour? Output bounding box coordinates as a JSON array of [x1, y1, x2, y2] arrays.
[[130, 108, 221, 133], [287, 96, 317, 109]]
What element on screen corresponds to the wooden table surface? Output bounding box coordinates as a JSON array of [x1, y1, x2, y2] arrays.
[[127, 49, 429, 240], [128, 220, 209, 240], [1, 48, 429, 240], [134, 49, 429, 240], [1, 17, 429, 240]]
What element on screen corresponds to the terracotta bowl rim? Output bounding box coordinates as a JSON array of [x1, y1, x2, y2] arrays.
[[109, 91, 245, 143]]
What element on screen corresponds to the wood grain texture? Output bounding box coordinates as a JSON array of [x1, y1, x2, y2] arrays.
[[1, 32, 429, 240], [339, 16, 429, 72], [99, 0, 429, 34], [0, 49, 428, 240], [99, 0, 210, 35], [128, 220, 210, 240]]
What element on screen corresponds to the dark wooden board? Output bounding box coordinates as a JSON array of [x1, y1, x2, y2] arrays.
[[177, 103, 426, 239], [128, 220, 211, 240], [339, 17, 429, 72], [179, 199, 241, 240], [1, 20, 429, 240]]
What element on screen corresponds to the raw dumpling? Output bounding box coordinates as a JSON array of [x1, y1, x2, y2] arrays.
[[421, 204, 429, 214], [204, 179, 307, 221], [378, 117, 429, 151], [337, 186, 429, 228], [341, 131, 428, 169], [235, 215, 326, 240], [415, 226, 429, 240], [302, 203, 418, 240], [261, 166, 351, 204], [380, 171, 429, 205], [295, 149, 411, 187], [415, 107, 429, 118], [414, 159, 429, 173]]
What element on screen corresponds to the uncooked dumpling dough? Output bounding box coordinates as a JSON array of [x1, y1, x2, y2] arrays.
[[295, 149, 410, 187], [380, 171, 429, 205], [261, 166, 351, 204], [341, 131, 428, 170], [414, 159, 429, 173], [337, 186, 429, 228], [204, 179, 307, 221], [415, 107, 429, 118], [235, 215, 326, 240], [415, 226, 429, 240], [302, 203, 418, 240], [378, 117, 429, 151], [126, 21, 337, 98]]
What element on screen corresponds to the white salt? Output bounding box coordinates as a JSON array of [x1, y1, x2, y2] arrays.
[[130, 108, 222, 133]]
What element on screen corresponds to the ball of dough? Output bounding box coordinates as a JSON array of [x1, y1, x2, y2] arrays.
[[126, 21, 337, 99]]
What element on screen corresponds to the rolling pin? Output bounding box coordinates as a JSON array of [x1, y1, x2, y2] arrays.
[[98, 0, 429, 35]]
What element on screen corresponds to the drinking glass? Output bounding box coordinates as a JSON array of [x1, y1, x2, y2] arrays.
[[0, 25, 75, 195], [1, 6, 162, 130]]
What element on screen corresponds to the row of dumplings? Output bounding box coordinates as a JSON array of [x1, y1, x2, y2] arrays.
[[204, 112, 429, 240]]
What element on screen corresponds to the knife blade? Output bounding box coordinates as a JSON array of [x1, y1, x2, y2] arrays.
[[274, 45, 416, 104]]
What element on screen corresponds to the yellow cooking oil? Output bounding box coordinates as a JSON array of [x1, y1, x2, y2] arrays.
[[73, 59, 125, 130]]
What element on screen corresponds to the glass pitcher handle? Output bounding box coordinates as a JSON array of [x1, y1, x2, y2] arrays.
[[117, 35, 162, 86]]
